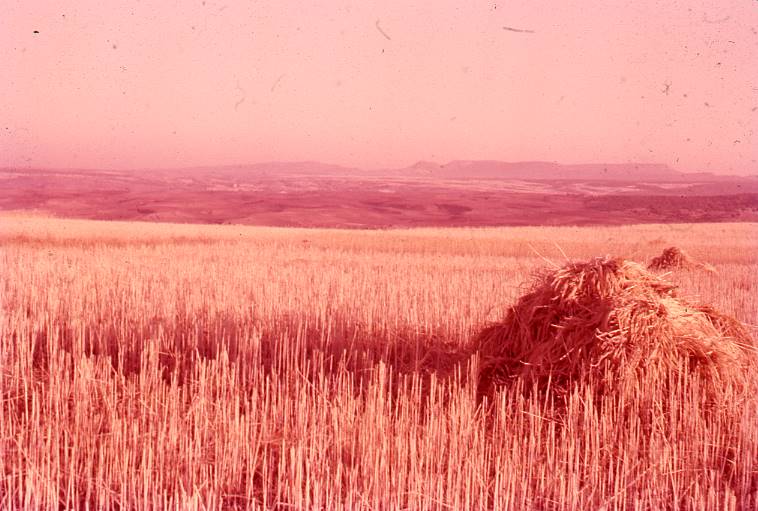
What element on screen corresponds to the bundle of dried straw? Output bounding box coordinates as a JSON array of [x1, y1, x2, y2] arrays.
[[648, 246, 716, 272], [476, 257, 754, 401]]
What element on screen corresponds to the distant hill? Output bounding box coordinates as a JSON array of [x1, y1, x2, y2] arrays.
[[11, 160, 748, 183], [172, 160, 689, 182], [400, 160, 691, 182], [152, 161, 363, 178]]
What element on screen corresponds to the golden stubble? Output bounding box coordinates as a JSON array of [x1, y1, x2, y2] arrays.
[[1, 216, 757, 510]]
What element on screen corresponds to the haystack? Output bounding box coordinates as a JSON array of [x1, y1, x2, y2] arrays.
[[476, 257, 754, 401], [648, 246, 716, 272]]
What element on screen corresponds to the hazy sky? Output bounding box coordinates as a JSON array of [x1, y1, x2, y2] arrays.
[[2, 1, 757, 174]]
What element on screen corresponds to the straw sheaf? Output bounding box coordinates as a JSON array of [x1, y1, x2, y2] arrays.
[[648, 246, 717, 272], [476, 257, 756, 401]]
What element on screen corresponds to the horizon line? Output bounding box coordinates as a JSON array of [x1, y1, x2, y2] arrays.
[[4, 159, 755, 177]]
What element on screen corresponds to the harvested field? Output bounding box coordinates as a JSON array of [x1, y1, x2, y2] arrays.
[[1, 215, 757, 510]]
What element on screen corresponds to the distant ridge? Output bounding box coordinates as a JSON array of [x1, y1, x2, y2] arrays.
[[164, 161, 362, 177], [401, 160, 688, 182], [4, 160, 753, 182], [163, 160, 742, 182]]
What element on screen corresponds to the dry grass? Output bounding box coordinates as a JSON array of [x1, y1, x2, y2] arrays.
[[1, 215, 758, 510]]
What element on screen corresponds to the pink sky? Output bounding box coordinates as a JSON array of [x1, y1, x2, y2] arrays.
[[2, 1, 757, 174]]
